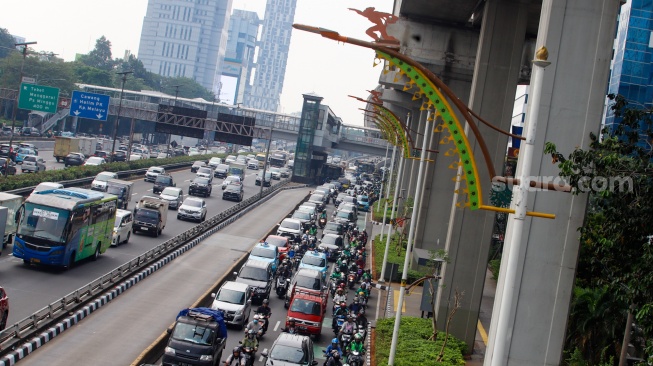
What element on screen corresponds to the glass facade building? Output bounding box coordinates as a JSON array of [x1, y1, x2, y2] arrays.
[[138, 0, 233, 94], [291, 93, 322, 184], [605, 0, 653, 135]]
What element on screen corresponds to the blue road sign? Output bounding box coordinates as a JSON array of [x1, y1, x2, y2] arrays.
[[69, 91, 110, 121]]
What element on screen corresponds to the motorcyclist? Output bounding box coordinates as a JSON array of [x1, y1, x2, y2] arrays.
[[348, 333, 366, 354], [281, 318, 297, 334], [278, 260, 293, 280], [256, 299, 272, 333], [339, 315, 357, 337], [241, 330, 259, 364], [349, 297, 363, 315], [361, 269, 372, 282], [356, 283, 370, 300], [337, 258, 349, 274], [332, 301, 349, 331], [301, 230, 309, 243], [244, 318, 262, 337], [325, 350, 343, 366], [333, 288, 347, 307], [224, 346, 246, 366], [355, 255, 365, 270], [308, 223, 318, 236], [320, 210, 327, 220], [325, 338, 343, 358]]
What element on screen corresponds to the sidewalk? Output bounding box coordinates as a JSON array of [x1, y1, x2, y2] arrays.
[[368, 219, 493, 365]]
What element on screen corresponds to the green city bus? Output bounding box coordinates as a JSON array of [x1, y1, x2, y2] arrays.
[[13, 187, 117, 268]]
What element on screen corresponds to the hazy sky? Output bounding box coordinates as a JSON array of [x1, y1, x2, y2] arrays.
[[1, 0, 394, 126]]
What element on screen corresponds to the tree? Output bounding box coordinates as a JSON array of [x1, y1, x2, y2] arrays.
[[73, 63, 114, 87], [79, 36, 114, 71], [544, 94, 653, 361], [0, 28, 15, 59]]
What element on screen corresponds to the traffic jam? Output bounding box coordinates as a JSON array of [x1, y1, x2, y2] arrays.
[[161, 173, 382, 366]]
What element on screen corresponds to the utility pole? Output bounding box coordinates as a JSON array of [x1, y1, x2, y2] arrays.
[[110, 70, 133, 161], [167, 85, 180, 158], [8, 41, 37, 159]]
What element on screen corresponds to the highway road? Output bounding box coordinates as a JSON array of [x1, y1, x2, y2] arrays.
[[0, 165, 274, 325], [18, 188, 378, 365]]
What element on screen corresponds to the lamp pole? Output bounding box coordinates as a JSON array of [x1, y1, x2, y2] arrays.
[[388, 113, 431, 366], [8, 41, 37, 155], [110, 70, 133, 161], [259, 125, 273, 198], [376, 142, 391, 211]]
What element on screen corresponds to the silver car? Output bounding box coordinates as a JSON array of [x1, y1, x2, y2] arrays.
[[144, 166, 165, 182], [21, 155, 46, 173], [177, 197, 207, 222], [159, 187, 184, 210]]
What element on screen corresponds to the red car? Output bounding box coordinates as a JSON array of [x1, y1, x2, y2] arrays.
[[286, 290, 326, 339], [0, 286, 9, 330], [265, 235, 290, 261]]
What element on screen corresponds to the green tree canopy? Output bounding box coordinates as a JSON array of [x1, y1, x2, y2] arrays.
[[78, 36, 114, 71], [0, 28, 15, 59]]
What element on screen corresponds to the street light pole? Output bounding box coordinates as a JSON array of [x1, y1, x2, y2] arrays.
[[388, 113, 431, 366], [110, 70, 133, 161], [377, 142, 391, 211], [8, 41, 37, 155], [379, 148, 405, 283], [259, 125, 273, 198], [167, 85, 181, 158]]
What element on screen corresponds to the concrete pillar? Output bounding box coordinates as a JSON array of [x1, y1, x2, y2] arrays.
[[405, 109, 428, 203], [433, 0, 530, 353], [485, 0, 620, 364]]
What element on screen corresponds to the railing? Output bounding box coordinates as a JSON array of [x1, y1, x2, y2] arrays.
[[0, 178, 302, 357]]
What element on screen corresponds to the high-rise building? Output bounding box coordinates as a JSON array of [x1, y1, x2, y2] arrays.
[[222, 9, 260, 105], [243, 0, 297, 112], [137, 0, 233, 94], [604, 0, 653, 139]]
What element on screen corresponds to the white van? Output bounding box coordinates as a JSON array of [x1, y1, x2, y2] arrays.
[[112, 209, 133, 246]]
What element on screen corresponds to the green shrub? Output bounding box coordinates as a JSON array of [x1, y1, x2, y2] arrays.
[[375, 317, 466, 365], [372, 197, 394, 223], [373, 234, 427, 283], [0, 153, 224, 192], [489, 259, 501, 281]]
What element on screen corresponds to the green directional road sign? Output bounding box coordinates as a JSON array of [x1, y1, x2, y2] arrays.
[[18, 83, 60, 113]]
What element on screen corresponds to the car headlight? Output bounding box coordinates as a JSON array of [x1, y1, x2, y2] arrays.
[[164, 346, 175, 356], [256, 287, 266, 293], [50, 250, 64, 256], [199, 355, 213, 361], [235, 309, 243, 316]]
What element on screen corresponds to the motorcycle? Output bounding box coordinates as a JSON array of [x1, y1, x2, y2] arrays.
[[333, 314, 347, 334], [276, 277, 290, 298], [318, 217, 327, 229], [347, 271, 358, 289], [254, 313, 268, 337], [241, 345, 256, 366], [347, 349, 364, 366], [339, 331, 353, 351]]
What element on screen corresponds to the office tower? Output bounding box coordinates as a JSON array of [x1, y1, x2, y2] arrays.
[[243, 0, 297, 111], [138, 0, 233, 94], [222, 9, 260, 105]]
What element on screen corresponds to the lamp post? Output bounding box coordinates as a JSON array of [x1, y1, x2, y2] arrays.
[[388, 113, 431, 366], [8, 41, 37, 157], [166, 85, 181, 158], [110, 70, 133, 161], [259, 125, 273, 198]]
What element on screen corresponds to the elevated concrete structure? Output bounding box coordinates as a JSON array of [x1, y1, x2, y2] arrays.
[[375, 0, 621, 363]]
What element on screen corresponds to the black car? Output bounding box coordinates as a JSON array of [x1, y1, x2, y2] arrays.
[[64, 152, 86, 167], [189, 177, 212, 197], [153, 174, 175, 194], [322, 221, 344, 237], [112, 150, 127, 162], [0, 158, 16, 175], [214, 163, 229, 178], [0, 144, 16, 162], [222, 184, 243, 202]]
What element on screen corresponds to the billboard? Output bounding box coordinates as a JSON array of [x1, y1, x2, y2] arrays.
[[213, 112, 255, 146]]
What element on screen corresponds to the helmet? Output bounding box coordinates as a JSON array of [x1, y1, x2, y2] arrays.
[[233, 346, 241, 354], [336, 288, 344, 294], [347, 316, 354, 321], [354, 333, 363, 341], [353, 297, 359, 304], [358, 255, 363, 260], [358, 291, 365, 297], [333, 352, 341, 360], [331, 338, 339, 344], [263, 299, 269, 305], [340, 301, 347, 307], [248, 329, 256, 336]]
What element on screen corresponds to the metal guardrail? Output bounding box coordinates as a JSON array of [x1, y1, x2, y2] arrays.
[[0, 178, 300, 356]]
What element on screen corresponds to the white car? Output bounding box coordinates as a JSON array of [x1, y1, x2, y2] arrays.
[[130, 153, 145, 161], [21, 155, 46, 173], [196, 166, 214, 183], [247, 160, 259, 170], [222, 176, 242, 190], [276, 218, 303, 241], [287, 159, 294, 168], [225, 155, 237, 164], [91, 171, 118, 192], [177, 197, 207, 222], [145, 166, 165, 182], [208, 157, 223, 168], [112, 209, 133, 246], [84, 156, 106, 166]]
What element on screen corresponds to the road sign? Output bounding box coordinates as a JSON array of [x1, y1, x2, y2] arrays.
[[21, 77, 36, 84], [69, 90, 110, 121], [17, 83, 60, 113]]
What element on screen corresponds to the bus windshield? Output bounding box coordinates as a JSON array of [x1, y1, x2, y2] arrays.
[[17, 203, 70, 245]]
